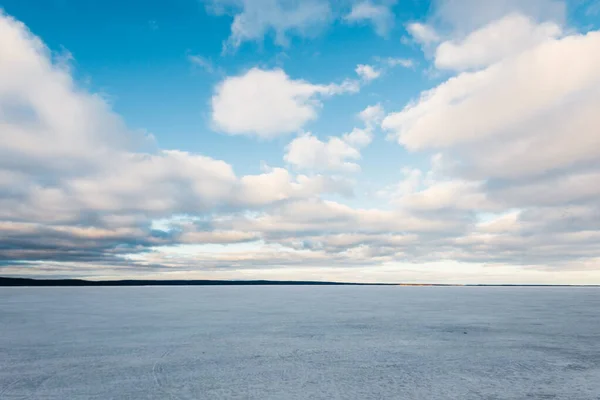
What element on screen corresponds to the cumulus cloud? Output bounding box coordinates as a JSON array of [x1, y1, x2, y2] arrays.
[[435, 13, 563, 70], [358, 103, 384, 126], [216, 198, 464, 237], [343, 1, 396, 37], [211, 68, 359, 138], [398, 180, 498, 212], [284, 104, 380, 172], [0, 15, 137, 175], [3, 7, 600, 283], [406, 22, 440, 45], [236, 167, 354, 205], [341, 127, 372, 148], [355, 64, 382, 81], [383, 30, 600, 179], [284, 133, 362, 172], [406, 1, 566, 67], [382, 19, 600, 263], [376, 154, 499, 214], [378, 13, 600, 276], [0, 11, 350, 269]]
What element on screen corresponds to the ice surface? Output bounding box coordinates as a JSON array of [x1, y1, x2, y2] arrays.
[[1, 286, 599, 399]]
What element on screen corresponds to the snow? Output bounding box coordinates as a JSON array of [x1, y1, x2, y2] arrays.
[[1, 286, 599, 399]]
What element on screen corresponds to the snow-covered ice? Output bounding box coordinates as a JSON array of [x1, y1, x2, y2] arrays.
[[1, 286, 599, 399]]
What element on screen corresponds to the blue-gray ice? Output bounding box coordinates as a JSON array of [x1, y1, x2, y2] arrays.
[[1, 286, 599, 399]]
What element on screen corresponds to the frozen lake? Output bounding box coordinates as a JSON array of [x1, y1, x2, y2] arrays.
[[1, 286, 599, 399]]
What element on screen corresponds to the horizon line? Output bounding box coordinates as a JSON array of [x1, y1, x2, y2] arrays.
[[1, 276, 598, 287]]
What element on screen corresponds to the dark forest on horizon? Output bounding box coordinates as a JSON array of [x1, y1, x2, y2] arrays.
[[1, 277, 595, 287]]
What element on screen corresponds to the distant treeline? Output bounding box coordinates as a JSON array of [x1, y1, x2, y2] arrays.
[[1, 276, 596, 287], [0, 276, 378, 287]]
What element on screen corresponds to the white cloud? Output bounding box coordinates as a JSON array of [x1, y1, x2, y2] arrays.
[[406, 22, 440, 45], [377, 155, 498, 213], [211, 68, 359, 138], [383, 29, 600, 179], [355, 64, 381, 81], [476, 210, 522, 234], [284, 104, 379, 172], [0, 13, 136, 174], [358, 103, 384, 126], [65, 151, 237, 215], [324, 77, 362, 94], [342, 128, 372, 148], [218, 198, 462, 236], [376, 167, 423, 199], [236, 167, 353, 205], [343, 1, 396, 37], [284, 132, 362, 172], [435, 13, 563, 70], [210, 0, 332, 50], [407, 1, 566, 66], [398, 180, 498, 212], [384, 57, 415, 68]]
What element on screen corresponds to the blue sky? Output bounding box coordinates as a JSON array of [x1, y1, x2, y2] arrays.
[[1, 0, 600, 283]]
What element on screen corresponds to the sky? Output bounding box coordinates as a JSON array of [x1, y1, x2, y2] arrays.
[[1, 0, 600, 284]]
